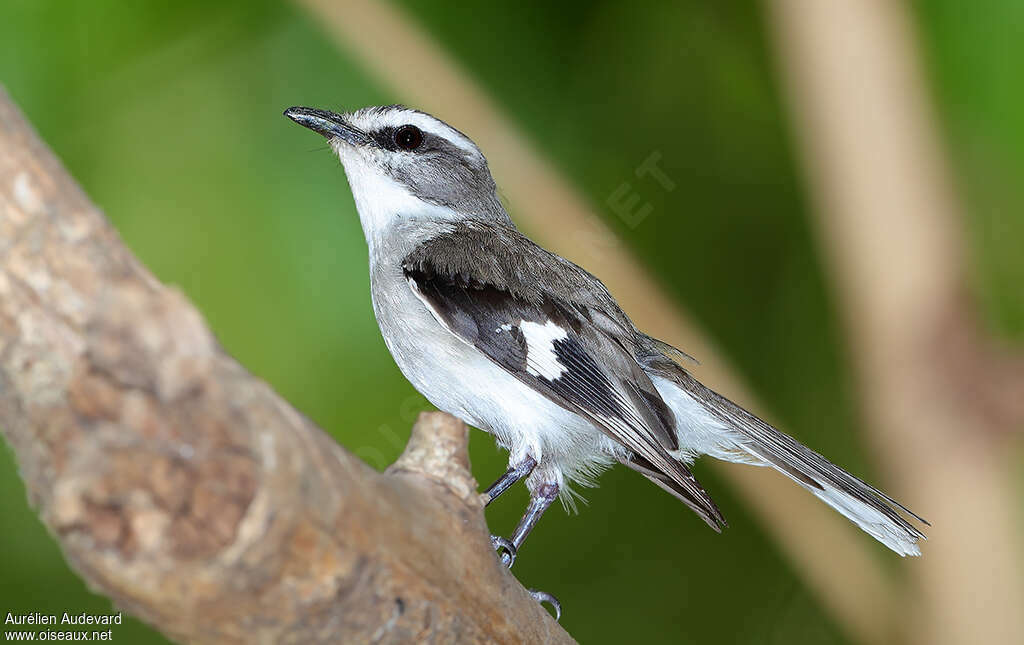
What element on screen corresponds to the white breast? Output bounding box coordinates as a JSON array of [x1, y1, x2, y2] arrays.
[[369, 263, 616, 492]]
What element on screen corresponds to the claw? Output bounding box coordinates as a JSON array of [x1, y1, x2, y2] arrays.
[[529, 589, 562, 621], [490, 535, 517, 568]]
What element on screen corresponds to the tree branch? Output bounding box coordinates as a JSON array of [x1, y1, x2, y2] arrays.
[[0, 87, 572, 645]]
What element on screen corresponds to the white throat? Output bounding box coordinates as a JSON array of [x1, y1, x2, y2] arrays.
[[334, 143, 457, 255]]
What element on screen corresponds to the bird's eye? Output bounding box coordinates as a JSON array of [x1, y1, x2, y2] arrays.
[[394, 125, 423, 151]]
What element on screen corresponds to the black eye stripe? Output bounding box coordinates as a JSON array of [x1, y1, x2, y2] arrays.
[[370, 127, 398, 151], [370, 125, 470, 161]]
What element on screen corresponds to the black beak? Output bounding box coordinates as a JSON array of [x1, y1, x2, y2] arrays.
[[283, 106, 371, 146]]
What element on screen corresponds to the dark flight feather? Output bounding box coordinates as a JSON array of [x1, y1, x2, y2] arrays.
[[639, 348, 929, 541]]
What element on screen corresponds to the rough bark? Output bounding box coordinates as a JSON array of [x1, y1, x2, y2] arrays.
[[0, 87, 572, 645]]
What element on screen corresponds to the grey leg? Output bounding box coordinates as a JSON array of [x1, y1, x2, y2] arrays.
[[482, 455, 536, 506], [493, 482, 559, 568], [486, 456, 538, 571], [490, 482, 563, 621]]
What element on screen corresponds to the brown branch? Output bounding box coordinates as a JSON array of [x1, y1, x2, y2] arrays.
[[0, 87, 572, 645], [766, 1, 1024, 644]]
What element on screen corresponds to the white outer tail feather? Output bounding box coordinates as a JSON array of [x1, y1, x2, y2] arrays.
[[650, 374, 924, 556], [736, 444, 922, 556]]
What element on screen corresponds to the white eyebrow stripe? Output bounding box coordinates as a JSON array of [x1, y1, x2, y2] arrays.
[[348, 108, 478, 155]]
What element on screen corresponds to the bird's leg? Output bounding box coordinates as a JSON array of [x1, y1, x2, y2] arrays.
[[482, 455, 536, 506], [492, 482, 559, 568], [485, 456, 537, 571], [490, 481, 563, 621]]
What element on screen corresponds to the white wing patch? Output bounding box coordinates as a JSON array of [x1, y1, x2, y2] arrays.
[[519, 320, 569, 380]]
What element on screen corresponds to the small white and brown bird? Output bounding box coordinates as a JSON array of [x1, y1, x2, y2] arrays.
[[284, 104, 927, 612]]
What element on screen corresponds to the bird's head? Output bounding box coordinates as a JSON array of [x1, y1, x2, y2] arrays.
[[285, 104, 509, 244]]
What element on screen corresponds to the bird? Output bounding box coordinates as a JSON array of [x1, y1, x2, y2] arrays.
[[284, 104, 928, 613]]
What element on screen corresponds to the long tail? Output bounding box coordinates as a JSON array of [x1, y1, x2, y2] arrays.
[[640, 348, 928, 556]]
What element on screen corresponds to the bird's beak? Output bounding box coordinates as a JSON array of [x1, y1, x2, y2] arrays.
[[283, 106, 372, 146]]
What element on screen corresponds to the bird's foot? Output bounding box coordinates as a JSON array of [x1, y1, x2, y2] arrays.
[[490, 534, 517, 568], [529, 589, 562, 622], [490, 536, 560, 620]]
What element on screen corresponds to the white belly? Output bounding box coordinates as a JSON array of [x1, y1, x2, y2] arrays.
[[370, 267, 616, 487]]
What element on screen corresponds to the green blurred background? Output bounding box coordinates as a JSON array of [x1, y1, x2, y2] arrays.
[[0, 1, 1021, 643]]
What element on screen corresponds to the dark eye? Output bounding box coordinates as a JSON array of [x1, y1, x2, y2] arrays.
[[394, 125, 423, 151]]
